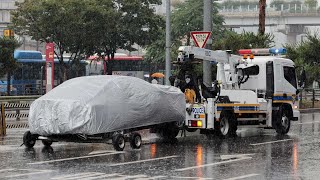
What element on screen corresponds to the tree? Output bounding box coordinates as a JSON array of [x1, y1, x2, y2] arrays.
[[285, 32, 320, 87], [0, 37, 21, 95], [145, 0, 225, 76], [89, 0, 164, 75], [212, 31, 274, 54], [11, 0, 163, 80], [11, 0, 106, 81]]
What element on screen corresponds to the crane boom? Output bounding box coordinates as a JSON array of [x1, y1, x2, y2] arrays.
[[177, 46, 241, 64]]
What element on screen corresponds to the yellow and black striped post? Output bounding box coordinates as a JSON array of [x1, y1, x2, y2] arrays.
[[0, 103, 6, 136]]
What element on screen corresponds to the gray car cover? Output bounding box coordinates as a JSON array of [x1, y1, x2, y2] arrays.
[[28, 75, 185, 136]]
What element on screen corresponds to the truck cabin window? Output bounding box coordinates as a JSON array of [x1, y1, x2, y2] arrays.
[[283, 66, 297, 88]]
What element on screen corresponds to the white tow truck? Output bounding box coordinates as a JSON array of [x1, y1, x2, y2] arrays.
[[176, 46, 300, 137]]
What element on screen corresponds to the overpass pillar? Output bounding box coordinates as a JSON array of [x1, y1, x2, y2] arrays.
[[277, 24, 306, 44]]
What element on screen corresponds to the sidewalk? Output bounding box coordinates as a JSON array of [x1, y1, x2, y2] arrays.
[[300, 108, 320, 114]]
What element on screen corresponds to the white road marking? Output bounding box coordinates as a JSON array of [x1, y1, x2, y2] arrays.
[[88, 150, 118, 155], [175, 157, 252, 171], [170, 176, 214, 179], [109, 175, 149, 180], [5, 170, 52, 178], [61, 173, 105, 180], [77, 173, 120, 180], [250, 139, 293, 146], [51, 172, 104, 180], [0, 168, 15, 173], [108, 155, 179, 167], [295, 121, 320, 125], [28, 152, 125, 165], [220, 154, 255, 160], [225, 173, 260, 180]]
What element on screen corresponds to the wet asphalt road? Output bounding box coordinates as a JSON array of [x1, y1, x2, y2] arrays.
[[0, 113, 320, 180]]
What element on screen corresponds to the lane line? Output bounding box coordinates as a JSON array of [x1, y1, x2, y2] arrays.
[[109, 175, 149, 180], [52, 172, 104, 180], [225, 173, 260, 180], [5, 170, 52, 178], [250, 139, 293, 146], [63, 173, 105, 180], [28, 152, 125, 165], [170, 176, 214, 179], [109, 155, 179, 167], [88, 150, 118, 155], [175, 157, 252, 171], [0, 168, 15, 173], [77, 173, 120, 180], [294, 121, 320, 125]]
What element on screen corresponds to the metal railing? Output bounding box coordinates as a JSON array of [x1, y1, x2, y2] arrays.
[[219, 4, 319, 14], [299, 88, 320, 108], [0, 95, 40, 122]]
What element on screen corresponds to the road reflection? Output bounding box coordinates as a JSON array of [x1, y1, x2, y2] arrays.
[[196, 144, 203, 178]]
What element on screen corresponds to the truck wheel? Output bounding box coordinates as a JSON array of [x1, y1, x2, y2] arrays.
[[130, 133, 142, 149], [23, 131, 37, 148], [217, 111, 237, 137], [42, 140, 53, 147], [156, 126, 179, 140], [275, 106, 291, 135], [112, 134, 125, 151]]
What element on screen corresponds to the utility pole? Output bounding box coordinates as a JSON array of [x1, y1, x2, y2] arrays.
[[259, 0, 266, 35], [165, 0, 171, 85], [203, 0, 212, 86]]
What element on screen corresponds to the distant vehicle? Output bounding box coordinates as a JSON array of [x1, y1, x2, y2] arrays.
[[86, 53, 146, 79], [0, 50, 87, 95], [0, 51, 147, 95]]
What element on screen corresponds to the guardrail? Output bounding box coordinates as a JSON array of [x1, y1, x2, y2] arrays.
[[0, 95, 40, 122], [299, 88, 320, 108], [0, 103, 5, 136]]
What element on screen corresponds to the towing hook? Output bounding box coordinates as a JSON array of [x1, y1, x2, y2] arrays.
[[186, 107, 192, 115]]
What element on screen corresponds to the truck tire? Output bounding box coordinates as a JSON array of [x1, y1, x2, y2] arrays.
[[130, 132, 142, 149], [112, 134, 125, 151], [42, 140, 53, 147], [156, 125, 180, 140], [275, 106, 291, 135], [217, 111, 237, 137], [23, 131, 37, 148]]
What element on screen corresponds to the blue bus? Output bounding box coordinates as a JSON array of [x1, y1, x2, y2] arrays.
[[0, 50, 87, 95]]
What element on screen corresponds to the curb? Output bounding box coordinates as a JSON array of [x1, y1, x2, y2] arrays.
[[300, 108, 320, 114]]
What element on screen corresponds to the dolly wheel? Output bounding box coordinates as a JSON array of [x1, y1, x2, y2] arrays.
[[130, 133, 142, 149], [23, 131, 36, 148], [42, 140, 53, 147], [112, 134, 125, 151]]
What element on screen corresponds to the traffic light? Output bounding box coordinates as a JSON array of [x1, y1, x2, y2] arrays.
[[3, 29, 14, 38]]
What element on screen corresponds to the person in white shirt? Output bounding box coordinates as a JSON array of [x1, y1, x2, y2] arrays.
[[151, 78, 158, 84]]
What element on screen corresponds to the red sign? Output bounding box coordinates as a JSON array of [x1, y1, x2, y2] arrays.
[[45, 43, 55, 92], [46, 43, 54, 62], [191, 31, 211, 48]]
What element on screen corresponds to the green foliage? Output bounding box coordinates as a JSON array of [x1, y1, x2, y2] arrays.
[[11, 0, 163, 78], [0, 37, 21, 78], [145, 0, 224, 76], [304, 0, 317, 8], [285, 33, 320, 86], [212, 31, 274, 54]]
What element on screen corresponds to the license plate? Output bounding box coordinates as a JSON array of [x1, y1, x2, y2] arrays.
[[192, 107, 205, 114]]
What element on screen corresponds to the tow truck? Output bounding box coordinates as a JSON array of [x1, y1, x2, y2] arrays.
[[176, 46, 300, 137]]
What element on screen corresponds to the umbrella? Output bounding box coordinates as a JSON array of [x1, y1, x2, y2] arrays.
[[151, 73, 165, 78]]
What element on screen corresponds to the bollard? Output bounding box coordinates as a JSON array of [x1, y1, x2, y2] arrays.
[[0, 103, 6, 136]]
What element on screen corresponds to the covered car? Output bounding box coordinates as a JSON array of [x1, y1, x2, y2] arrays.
[[28, 75, 185, 136]]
